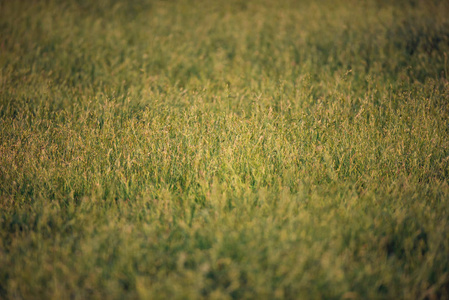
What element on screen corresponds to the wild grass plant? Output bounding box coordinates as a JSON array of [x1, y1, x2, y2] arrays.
[[1, 0, 449, 298]]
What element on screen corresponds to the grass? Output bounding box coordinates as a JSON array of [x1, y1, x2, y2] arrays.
[[1, 0, 449, 298]]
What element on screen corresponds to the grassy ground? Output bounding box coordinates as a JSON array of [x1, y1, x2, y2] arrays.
[[1, 0, 449, 299]]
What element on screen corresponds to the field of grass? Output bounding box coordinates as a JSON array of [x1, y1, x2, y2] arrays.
[[1, 0, 449, 298]]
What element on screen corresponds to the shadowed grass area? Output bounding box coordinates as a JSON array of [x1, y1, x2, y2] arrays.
[[1, 0, 449, 299]]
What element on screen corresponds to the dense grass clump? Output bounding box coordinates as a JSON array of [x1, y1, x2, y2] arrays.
[[1, 0, 449, 298]]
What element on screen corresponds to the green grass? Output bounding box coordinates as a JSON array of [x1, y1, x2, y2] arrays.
[[1, 0, 449, 298]]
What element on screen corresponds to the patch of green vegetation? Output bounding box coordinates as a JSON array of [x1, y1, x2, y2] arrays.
[[1, 0, 449, 298]]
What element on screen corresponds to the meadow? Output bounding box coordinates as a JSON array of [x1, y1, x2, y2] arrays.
[[1, 0, 449, 298]]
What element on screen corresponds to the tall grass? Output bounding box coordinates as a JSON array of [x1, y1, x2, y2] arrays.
[[1, 0, 449, 298]]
